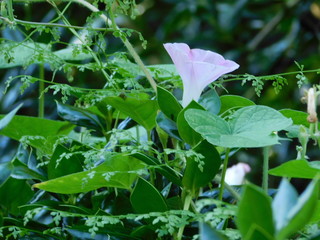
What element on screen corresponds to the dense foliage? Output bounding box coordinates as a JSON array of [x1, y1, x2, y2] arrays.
[[0, 0, 320, 239]]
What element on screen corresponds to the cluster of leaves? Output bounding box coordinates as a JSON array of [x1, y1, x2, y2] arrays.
[[1, 1, 320, 240]]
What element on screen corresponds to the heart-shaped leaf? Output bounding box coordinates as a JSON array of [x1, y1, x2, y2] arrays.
[[185, 105, 292, 148], [279, 109, 310, 127], [219, 95, 255, 115]]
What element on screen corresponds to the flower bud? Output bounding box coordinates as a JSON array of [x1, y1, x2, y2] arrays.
[[225, 162, 251, 186]]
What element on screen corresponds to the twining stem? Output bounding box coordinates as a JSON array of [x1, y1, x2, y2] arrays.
[[262, 146, 270, 193], [176, 190, 192, 240], [218, 148, 231, 201], [38, 64, 45, 118], [74, 0, 157, 91], [13, 18, 112, 31], [215, 68, 320, 84], [47, 1, 114, 86]]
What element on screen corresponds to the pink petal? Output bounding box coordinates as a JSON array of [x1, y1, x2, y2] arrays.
[[163, 43, 239, 107], [190, 48, 225, 64]]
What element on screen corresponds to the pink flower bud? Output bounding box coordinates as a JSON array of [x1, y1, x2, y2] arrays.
[[225, 162, 251, 185]]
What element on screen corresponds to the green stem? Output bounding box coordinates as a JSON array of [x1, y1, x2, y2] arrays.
[[214, 175, 240, 201], [262, 146, 270, 193], [75, 0, 157, 91], [176, 190, 192, 240], [13, 18, 112, 31], [6, 0, 14, 21], [0, 225, 65, 240], [38, 64, 45, 118], [135, 125, 140, 144], [215, 68, 320, 85], [218, 148, 231, 201], [123, 38, 157, 90], [301, 138, 308, 160], [47, 1, 113, 85]]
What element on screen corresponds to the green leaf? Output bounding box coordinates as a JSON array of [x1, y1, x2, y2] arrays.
[[147, 64, 179, 79], [244, 226, 275, 240], [199, 89, 221, 115], [0, 42, 93, 69], [156, 112, 182, 141], [310, 201, 320, 223], [0, 115, 74, 140], [199, 222, 228, 240], [219, 95, 255, 115], [276, 179, 319, 240], [269, 159, 320, 179], [177, 101, 204, 146], [0, 42, 48, 68], [272, 179, 298, 231], [33, 155, 145, 194], [10, 158, 45, 180], [279, 109, 310, 127], [130, 152, 182, 186], [182, 140, 221, 195], [309, 233, 320, 240], [0, 103, 22, 130], [57, 102, 105, 134], [156, 125, 169, 149], [0, 115, 74, 155], [0, 178, 33, 215], [48, 144, 84, 179], [157, 86, 182, 121], [237, 184, 274, 239], [131, 225, 157, 239], [53, 48, 93, 61], [0, 162, 13, 186], [185, 105, 293, 148], [105, 94, 158, 131], [130, 177, 168, 214]]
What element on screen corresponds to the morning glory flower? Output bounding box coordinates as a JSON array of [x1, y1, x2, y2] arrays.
[[225, 162, 251, 186], [164, 43, 239, 107]]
